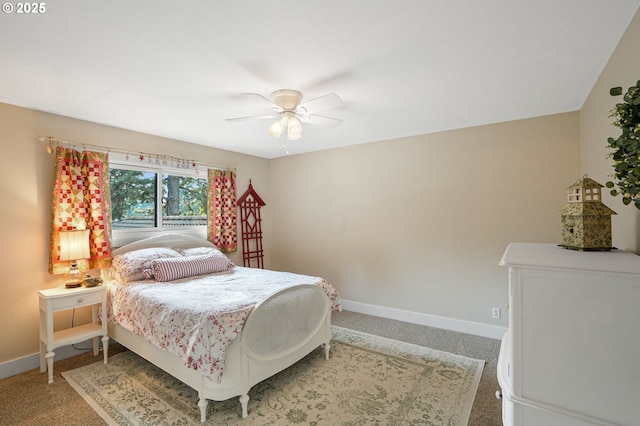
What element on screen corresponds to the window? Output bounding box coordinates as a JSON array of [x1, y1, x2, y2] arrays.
[[109, 156, 208, 245], [162, 174, 208, 227], [110, 169, 157, 229]]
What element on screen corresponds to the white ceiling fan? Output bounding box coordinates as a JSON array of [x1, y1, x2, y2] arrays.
[[226, 89, 343, 141]]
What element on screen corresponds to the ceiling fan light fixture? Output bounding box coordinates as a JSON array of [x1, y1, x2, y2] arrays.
[[287, 131, 301, 141], [287, 115, 302, 140], [228, 89, 343, 145], [267, 117, 284, 138]]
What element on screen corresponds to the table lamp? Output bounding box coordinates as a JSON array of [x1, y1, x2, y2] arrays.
[[59, 229, 90, 288]]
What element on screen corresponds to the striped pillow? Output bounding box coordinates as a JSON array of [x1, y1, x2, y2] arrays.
[[151, 254, 233, 282]]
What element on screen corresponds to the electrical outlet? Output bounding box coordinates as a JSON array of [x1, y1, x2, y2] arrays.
[[492, 307, 501, 319]]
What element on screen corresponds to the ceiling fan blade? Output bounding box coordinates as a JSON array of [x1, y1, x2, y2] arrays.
[[298, 92, 343, 115], [298, 114, 343, 128], [241, 93, 279, 109], [225, 114, 277, 122]]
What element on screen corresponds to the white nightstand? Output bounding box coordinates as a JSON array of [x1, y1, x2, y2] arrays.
[[38, 285, 109, 383]]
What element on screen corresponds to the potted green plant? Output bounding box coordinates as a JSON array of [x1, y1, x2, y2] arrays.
[[605, 80, 640, 209]]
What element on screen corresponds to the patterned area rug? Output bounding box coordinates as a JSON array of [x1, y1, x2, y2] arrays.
[[62, 326, 484, 425]]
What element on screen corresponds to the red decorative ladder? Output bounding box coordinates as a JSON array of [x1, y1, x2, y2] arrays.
[[237, 180, 266, 268]]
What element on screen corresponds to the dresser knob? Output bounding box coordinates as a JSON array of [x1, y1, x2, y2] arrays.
[[495, 390, 502, 400], [77, 298, 83, 303]]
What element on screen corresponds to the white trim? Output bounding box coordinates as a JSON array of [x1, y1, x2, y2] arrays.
[[0, 339, 101, 380], [340, 299, 508, 340]]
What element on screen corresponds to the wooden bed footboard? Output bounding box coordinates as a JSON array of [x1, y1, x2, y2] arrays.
[[108, 284, 332, 423]]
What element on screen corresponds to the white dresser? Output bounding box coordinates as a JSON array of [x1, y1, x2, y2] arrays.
[[497, 243, 640, 426]]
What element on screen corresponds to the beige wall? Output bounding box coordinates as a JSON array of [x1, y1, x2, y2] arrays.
[[0, 102, 270, 366], [581, 9, 640, 253], [269, 113, 580, 327]]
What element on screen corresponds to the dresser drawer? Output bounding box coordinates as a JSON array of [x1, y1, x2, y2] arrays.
[[50, 290, 103, 311]]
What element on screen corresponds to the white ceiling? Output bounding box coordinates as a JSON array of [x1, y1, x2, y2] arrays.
[[1, 1, 639, 159]]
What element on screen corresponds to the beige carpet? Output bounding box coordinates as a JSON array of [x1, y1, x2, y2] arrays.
[[62, 326, 484, 425]]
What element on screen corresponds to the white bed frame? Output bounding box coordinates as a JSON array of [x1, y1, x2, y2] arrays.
[[107, 234, 332, 422]]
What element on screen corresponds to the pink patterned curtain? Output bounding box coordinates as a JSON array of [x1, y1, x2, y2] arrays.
[[207, 169, 237, 253], [48, 147, 113, 274]]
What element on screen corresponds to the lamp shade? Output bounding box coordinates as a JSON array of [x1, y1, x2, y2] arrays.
[[287, 116, 302, 140], [267, 118, 284, 138], [59, 229, 90, 261]]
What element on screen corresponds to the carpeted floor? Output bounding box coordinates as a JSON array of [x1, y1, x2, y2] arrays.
[[0, 311, 502, 425]]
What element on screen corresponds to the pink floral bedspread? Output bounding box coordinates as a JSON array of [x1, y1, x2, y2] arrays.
[[106, 267, 341, 383]]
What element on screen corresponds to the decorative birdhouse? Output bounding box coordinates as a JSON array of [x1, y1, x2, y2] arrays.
[[559, 175, 616, 251]]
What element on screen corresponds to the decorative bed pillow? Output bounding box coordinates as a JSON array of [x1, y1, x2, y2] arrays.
[[150, 253, 233, 282], [111, 247, 183, 283]]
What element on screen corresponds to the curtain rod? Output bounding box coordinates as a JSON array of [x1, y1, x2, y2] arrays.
[[38, 136, 237, 172]]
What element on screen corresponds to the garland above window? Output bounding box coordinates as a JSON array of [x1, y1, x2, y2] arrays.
[[40, 136, 235, 173], [605, 81, 640, 209]]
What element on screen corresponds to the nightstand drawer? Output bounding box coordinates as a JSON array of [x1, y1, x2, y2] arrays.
[[50, 290, 103, 311]]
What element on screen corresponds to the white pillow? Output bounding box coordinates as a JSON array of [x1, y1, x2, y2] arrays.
[[178, 246, 224, 257], [111, 247, 182, 283]]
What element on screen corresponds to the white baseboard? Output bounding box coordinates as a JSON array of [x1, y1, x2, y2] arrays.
[[3, 303, 507, 380], [340, 299, 508, 340], [0, 339, 101, 380]]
